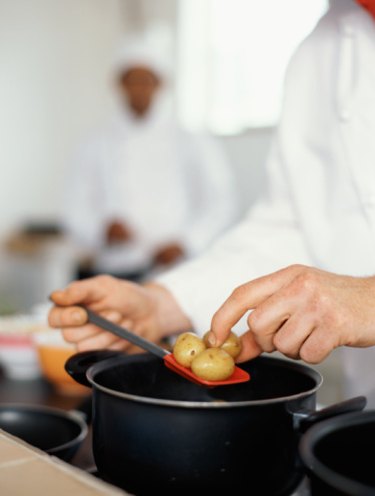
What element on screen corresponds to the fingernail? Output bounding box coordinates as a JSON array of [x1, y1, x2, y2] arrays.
[[207, 332, 216, 347], [49, 291, 59, 302], [50, 290, 63, 302]]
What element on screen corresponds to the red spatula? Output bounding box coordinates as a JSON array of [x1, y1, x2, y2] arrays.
[[83, 307, 250, 387]]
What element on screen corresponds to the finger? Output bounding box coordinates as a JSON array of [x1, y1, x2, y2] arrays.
[[49, 305, 88, 328], [271, 314, 315, 359], [76, 332, 130, 352], [100, 310, 124, 324], [50, 277, 104, 307], [107, 341, 129, 351], [210, 265, 303, 346], [62, 313, 132, 344], [247, 288, 305, 353], [235, 330, 262, 363], [125, 345, 147, 355], [62, 324, 101, 343], [248, 288, 301, 335], [299, 328, 339, 364]]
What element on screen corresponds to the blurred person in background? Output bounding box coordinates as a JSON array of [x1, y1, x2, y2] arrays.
[[51, 0, 375, 404], [63, 38, 238, 281]]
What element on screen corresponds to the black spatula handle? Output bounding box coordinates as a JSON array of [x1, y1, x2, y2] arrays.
[[82, 306, 168, 359]]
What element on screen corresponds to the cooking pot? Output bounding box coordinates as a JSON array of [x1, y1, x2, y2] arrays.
[[300, 410, 375, 495], [66, 351, 366, 495]]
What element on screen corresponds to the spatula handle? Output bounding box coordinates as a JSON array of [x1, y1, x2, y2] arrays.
[[83, 307, 169, 359]]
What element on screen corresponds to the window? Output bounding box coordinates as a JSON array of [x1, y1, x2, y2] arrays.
[[176, 0, 328, 134]]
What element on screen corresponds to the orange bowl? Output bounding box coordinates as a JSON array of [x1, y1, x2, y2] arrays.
[[33, 330, 90, 396]]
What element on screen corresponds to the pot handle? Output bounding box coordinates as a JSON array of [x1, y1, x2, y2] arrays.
[[65, 350, 124, 387], [296, 396, 366, 433]]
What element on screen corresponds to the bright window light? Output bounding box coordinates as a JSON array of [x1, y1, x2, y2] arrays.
[[176, 0, 328, 134]]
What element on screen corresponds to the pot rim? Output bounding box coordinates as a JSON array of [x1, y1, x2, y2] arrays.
[[299, 410, 375, 495], [0, 403, 88, 454], [87, 355, 323, 409]]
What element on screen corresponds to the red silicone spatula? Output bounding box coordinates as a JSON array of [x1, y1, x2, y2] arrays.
[[83, 307, 250, 387]]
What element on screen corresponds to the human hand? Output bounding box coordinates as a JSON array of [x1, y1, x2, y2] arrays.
[[106, 220, 133, 244], [209, 265, 375, 364], [153, 243, 185, 266], [49, 276, 191, 352]]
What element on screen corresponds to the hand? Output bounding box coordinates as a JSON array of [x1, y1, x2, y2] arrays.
[[154, 243, 185, 266], [209, 265, 375, 364], [106, 220, 133, 244], [48, 275, 191, 352]]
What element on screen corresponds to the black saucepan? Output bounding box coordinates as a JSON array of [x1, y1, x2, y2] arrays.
[[0, 404, 88, 461], [66, 351, 366, 495], [300, 410, 375, 495]]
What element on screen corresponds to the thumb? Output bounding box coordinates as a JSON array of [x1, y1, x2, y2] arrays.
[[100, 310, 124, 324], [235, 330, 262, 363]]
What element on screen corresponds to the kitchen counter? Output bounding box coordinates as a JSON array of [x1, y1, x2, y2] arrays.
[[0, 429, 127, 495]]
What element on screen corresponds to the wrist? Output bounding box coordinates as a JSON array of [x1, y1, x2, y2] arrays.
[[144, 282, 192, 336], [360, 275, 375, 340]]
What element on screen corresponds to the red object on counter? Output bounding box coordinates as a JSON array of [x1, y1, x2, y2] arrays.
[[0, 335, 33, 347], [357, 0, 375, 20]]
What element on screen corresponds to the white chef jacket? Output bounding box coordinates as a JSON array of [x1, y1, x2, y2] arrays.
[[158, 1, 375, 404], [63, 98, 238, 273]]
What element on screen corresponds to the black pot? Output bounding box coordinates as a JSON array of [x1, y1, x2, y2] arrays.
[[300, 410, 375, 495], [0, 404, 88, 461], [66, 351, 366, 495]]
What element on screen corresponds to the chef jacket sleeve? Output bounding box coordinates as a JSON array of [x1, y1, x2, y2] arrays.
[[156, 133, 313, 335], [181, 135, 240, 256]]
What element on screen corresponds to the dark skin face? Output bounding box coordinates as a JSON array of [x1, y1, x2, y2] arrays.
[[117, 66, 161, 117]]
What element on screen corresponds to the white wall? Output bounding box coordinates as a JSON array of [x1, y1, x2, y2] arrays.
[[0, 0, 126, 237], [0, 0, 274, 312], [0, 0, 273, 241]]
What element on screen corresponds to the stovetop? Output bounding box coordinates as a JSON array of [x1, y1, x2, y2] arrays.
[[84, 466, 311, 495]]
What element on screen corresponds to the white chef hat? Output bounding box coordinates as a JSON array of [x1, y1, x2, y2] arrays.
[[112, 29, 172, 82]]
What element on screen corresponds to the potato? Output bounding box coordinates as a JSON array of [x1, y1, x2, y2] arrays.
[[173, 332, 206, 368], [191, 348, 235, 381], [203, 331, 242, 359]]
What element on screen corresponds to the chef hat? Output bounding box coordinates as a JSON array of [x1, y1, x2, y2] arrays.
[[112, 30, 172, 82]]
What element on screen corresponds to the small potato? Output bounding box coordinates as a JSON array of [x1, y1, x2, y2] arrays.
[[203, 331, 242, 359], [173, 332, 206, 368], [191, 348, 235, 381]]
